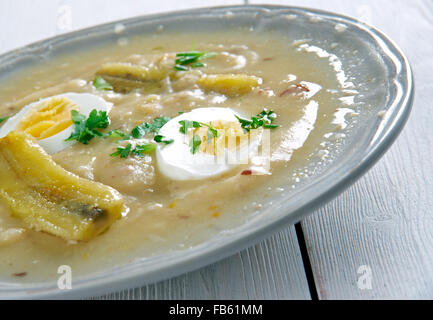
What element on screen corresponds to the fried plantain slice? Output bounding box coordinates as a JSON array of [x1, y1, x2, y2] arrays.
[[95, 62, 167, 93], [196, 74, 262, 96], [0, 131, 125, 241]]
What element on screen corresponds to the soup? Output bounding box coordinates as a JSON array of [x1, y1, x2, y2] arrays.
[[0, 29, 358, 282]]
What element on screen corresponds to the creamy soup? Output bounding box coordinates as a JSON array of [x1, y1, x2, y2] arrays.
[[0, 29, 358, 282]]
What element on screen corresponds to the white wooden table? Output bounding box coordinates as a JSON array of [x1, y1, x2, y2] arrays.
[[1, 0, 432, 300]]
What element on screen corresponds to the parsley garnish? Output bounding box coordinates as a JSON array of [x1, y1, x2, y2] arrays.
[[235, 109, 279, 133], [174, 65, 188, 71], [131, 126, 145, 139], [206, 127, 218, 143], [178, 120, 201, 134], [93, 76, 113, 91], [178, 120, 219, 150], [198, 122, 219, 144], [191, 62, 205, 68], [174, 51, 216, 71], [110, 143, 156, 158], [154, 135, 174, 145], [190, 134, 202, 154], [110, 143, 132, 158], [0, 117, 8, 124], [131, 117, 171, 139], [103, 129, 128, 139], [64, 110, 173, 158], [132, 143, 157, 156], [65, 109, 110, 144], [108, 117, 173, 159]]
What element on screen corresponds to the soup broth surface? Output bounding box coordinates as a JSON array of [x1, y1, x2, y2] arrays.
[[0, 29, 358, 282]]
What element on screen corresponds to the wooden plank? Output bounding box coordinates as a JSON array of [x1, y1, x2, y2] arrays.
[[0, 0, 311, 300], [251, 0, 433, 299]]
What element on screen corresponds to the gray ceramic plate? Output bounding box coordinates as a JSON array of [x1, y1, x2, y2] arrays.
[[0, 5, 413, 299]]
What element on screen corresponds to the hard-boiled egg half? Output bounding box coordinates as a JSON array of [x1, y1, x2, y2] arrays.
[[0, 93, 112, 154], [156, 107, 263, 180]]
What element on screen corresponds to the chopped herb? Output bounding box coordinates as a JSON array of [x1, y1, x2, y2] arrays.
[[109, 117, 173, 159], [65, 109, 110, 144], [257, 109, 277, 122], [174, 51, 216, 71], [103, 129, 128, 139], [235, 109, 279, 133], [198, 122, 218, 143], [177, 55, 198, 65], [178, 120, 219, 149], [132, 116, 171, 139], [151, 117, 172, 131], [178, 120, 201, 134], [86, 109, 110, 130], [174, 64, 188, 71], [120, 143, 132, 158], [191, 62, 205, 68], [131, 126, 145, 139], [190, 134, 202, 154], [263, 123, 279, 129], [110, 143, 132, 158], [93, 76, 113, 91], [111, 143, 156, 158], [63, 109, 174, 158], [235, 115, 253, 131], [0, 117, 8, 124], [154, 135, 174, 145], [132, 143, 156, 156], [206, 127, 218, 143]]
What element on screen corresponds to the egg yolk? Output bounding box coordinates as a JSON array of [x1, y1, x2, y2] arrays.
[[192, 120, 249, 156], [15, 97, 79, 140]]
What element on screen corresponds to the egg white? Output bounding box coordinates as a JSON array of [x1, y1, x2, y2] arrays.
[[156, 107, 262, 181], [0, 93, 112, 154]]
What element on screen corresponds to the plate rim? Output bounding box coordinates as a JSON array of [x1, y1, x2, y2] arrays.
[[0, 4, 414, 299]]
